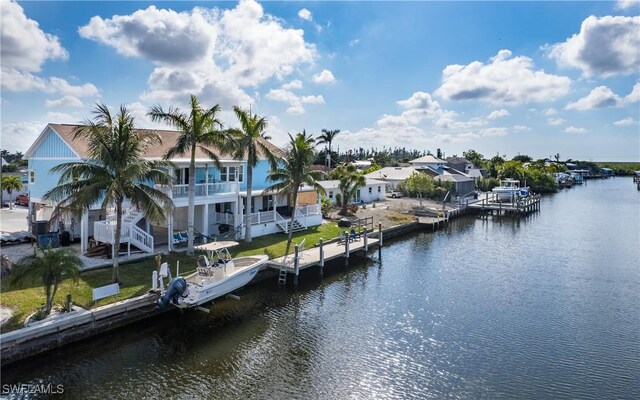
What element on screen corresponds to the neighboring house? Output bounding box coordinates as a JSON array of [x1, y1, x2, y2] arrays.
[[1, 157, 7, 167], [24, 123, 321, 255], [409, 155, 446, 173], [434, 172, 476, 197], [318, 178, 386, 205], [364, 167, 418, 190], [446, 156, 473, 174]]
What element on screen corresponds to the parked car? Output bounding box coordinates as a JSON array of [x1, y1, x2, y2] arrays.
[[15, 193, 29, 206], [387, 191, 404, 198]]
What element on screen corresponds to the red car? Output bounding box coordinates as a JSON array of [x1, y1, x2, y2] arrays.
[[15, 193, 29, 206]]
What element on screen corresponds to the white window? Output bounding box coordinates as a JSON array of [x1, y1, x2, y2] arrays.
[[329, 191, 333, 199], [221, 165, 244, 182], [377, 186, 381, 192], [368, 187, 372, 194], [28, 170, 35, 185]]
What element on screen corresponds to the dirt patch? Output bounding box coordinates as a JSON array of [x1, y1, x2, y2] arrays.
[[325, 197, 456, 229]]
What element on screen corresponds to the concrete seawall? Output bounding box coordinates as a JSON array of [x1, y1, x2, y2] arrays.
[[0, 221, 430, 366]]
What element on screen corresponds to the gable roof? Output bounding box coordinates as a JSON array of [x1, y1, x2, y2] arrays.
[[409, 155, 445, 164], [26, 123, 285, 161], [446, 156, 471, 164]]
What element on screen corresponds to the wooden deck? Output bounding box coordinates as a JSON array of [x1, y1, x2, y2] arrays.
[[267, 237, 380, 272]]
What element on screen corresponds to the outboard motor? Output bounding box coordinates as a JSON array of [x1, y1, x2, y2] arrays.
[[156, 277, 188, 310]]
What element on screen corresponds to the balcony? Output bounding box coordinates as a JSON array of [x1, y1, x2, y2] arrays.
[[156, 182, 238, 199]]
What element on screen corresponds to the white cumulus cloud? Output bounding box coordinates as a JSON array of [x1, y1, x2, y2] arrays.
[[80, 0, 318, 106], [0, 0, 67, 72], [624, 82, 640, 103], [566, 86, 623, 110], [616, 0, 639, 10], [313, 69, 336, 84], [614, 117, 638, 126], [298, 9, 312, 21], [45, 95, 84, 108], [436, 49, 571, 104], [487, 109, 510, 120], [282, 80, 302, 90], [266, 87, 324, 115], [547, 118, 566, 126], [546, 15, 640, 77], [564, 126, 587, 134]]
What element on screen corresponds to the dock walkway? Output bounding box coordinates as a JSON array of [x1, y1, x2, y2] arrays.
[[267, 237, 380, 272]]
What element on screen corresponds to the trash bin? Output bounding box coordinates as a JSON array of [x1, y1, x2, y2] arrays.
[[60, 231, 71, 247]]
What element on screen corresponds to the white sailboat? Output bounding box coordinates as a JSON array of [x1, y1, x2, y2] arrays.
[[155, 241, 268, 310]]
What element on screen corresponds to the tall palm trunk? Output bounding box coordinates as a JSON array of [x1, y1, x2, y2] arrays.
[[245, 163, 253, 242], [45, 284, 53, 314], [187, 146, 196, 255], [285, 191, 298, 256], [112, 200, 123, 283]]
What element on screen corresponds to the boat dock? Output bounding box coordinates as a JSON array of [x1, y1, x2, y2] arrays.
[[467, 192, 541, 215], [267, 224, 383, 286]]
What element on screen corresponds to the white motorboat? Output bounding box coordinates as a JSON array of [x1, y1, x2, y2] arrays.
[[492, 178, 529, 202], [155, 241, 268, 310]]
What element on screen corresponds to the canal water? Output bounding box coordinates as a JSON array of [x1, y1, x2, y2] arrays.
[[2, 178, 639, 399]]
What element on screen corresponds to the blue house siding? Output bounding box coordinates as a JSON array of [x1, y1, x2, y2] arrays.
[[28, 159, 67, 200], [31, 127, 78, 158], [247, 160, 272, 190]]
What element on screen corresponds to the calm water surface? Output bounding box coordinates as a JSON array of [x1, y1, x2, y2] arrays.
[[2, 178, 639, 399]]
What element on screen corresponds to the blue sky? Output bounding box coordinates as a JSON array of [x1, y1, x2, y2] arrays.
[[1, 0, 638, 161]]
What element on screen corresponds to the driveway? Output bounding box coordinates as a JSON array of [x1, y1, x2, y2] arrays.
[[0, 206, 29, 233]]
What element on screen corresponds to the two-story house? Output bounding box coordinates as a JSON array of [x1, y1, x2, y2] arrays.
[[24, 124, 321, 256]]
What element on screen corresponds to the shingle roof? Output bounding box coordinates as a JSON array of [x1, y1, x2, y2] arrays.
[[446, 156, 470, 164], [364, 167, 418, 181], [45, 123, 284, 161]]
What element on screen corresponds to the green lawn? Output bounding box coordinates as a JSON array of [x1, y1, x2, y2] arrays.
[[0, 222, 347, 333]]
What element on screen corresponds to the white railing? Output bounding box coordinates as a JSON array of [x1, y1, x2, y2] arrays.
[[207, 182, 237, 195], [130, 225, 154, 253], [157, 182, 239, 199], [247, 210, 276, 225], [94, 221, 115, 244], [295, 208, 307, 229], [275, 211, 289, 233], [298, 204, 321, 216], [213, 212, 235, 225]]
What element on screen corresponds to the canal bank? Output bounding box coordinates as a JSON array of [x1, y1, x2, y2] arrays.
[[0, 218, 431, 366], [2, 178, 638, 398]]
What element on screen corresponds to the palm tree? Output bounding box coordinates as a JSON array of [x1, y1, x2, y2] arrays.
[[317, 129, 340, 170], [228, 106, 278, 243], [1, 175, 23, 210], [331, 163, 367, 215], [44, 103, 174, 283], [11, 246, 83, 316], [266, 132, 325, 255], [148, 95, 230, 255]]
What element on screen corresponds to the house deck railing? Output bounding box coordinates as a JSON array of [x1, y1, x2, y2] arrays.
[[156, 182, 239, 199]]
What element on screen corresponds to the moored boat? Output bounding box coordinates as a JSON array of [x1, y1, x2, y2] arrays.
[[155, 241, 268, 310], [492, 178, 529, 201]]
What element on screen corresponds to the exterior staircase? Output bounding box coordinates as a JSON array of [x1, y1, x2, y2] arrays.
[[93, 209, 154, 254], [275, 211, 307, 234]]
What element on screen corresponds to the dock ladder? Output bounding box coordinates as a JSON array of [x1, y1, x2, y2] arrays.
[[277, 262, 288, 286]]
